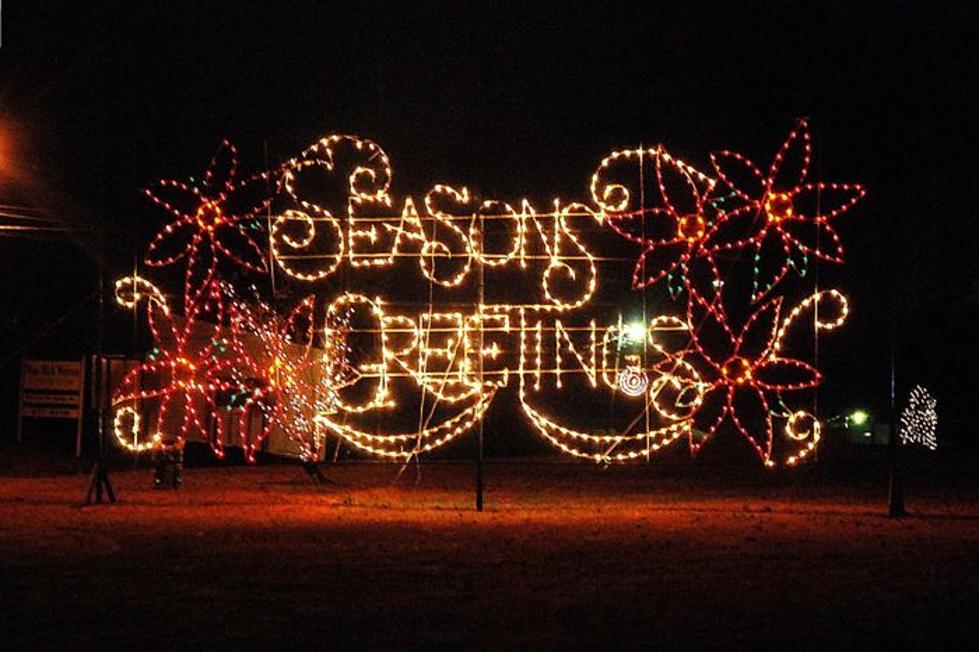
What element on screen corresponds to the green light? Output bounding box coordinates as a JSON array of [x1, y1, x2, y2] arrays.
[[849, 409, 870, 426], [623, 321, 647, 345]]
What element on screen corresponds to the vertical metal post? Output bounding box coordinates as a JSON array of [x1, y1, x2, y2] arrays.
[[639, 144, 650, 462], [887, 318, 905, 517], [96, 251, 106, 463], [84, 178, 116, 504], [476, 210, 485, 512], [263, 138, 278, 297]]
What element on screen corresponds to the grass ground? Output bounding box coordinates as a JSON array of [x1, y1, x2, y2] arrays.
[[1, 459, 977, 650]]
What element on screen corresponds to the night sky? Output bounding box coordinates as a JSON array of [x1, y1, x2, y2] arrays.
[[1, 2, 976, 442]]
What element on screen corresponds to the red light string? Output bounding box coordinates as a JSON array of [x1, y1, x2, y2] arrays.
[[110, 122, 863, 468]]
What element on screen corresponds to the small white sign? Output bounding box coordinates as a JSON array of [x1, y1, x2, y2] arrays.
[[18, 358, 86, 455]]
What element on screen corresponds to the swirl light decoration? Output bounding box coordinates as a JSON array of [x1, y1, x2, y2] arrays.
[[618, 360, 649, 397], [111, 121, 862, 468]]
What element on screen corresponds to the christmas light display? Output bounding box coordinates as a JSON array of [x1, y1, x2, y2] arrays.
[[227, 294, 325, 462], [112, 121, 863, 467], [111, 274, 238, 457], [617, 358, 649, 397], [144, 140, 273, 274], [703, 119, 865, 301], [899, 385, 938, 450], [655, 291, 824, 464], [591, 145, 719, 294]]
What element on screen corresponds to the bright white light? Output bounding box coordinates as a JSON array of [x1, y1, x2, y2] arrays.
[[623, 321, 647, 345]]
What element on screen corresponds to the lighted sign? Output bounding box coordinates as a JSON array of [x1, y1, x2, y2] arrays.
[[112, 120, 864, 467]]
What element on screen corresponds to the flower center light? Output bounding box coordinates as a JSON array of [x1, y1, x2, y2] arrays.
[[172, 356, 197, 388], [721, 356, 753, 384], [195, 201, 224, 230], [677, 213, 707, 242], [763, 192, 794, 223]]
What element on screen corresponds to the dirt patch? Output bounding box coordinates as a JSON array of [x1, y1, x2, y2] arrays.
[[1, 463, 977, 649]]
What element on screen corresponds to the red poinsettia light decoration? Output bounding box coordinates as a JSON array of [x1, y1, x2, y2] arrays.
[[604, 147, 719, 294], [704, 119, 866, 301], [112, 279, 237, 458], [677, 290, 823, 463], [143, 139, 274, 276]]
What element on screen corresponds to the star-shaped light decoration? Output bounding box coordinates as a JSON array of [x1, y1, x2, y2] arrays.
[[227, 295, 330, 463]]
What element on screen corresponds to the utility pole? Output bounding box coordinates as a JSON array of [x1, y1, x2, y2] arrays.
[[84, 166, 115, 505], [887, 299, 905, 517]]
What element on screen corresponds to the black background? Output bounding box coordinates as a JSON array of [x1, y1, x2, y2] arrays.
[[1, 1, 976, 448]]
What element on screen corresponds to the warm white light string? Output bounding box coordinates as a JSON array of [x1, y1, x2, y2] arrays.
[[111, 121, 863, 467]]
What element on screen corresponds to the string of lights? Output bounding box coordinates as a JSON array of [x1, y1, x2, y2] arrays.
[[110, 122, 863, 467], [899, 385, 938, 450]]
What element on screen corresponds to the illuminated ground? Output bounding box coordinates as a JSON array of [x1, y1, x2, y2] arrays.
[[1, 461, 977, 649]]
